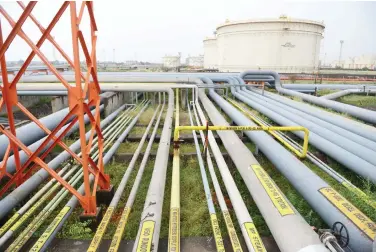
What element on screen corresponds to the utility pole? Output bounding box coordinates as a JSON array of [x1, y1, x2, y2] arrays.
[[113, 48, 115, 63], [339, 40, 344, 67]]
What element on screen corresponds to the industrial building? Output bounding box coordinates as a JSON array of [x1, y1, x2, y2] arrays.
[[185, 55, 204, 68], [204, 16, 325, 73], [162, 54, 181, 68], [332, 54, 376, 70]]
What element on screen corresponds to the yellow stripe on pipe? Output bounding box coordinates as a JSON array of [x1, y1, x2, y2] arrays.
[[341, 181, 376, 210], [0, 213, 20, 236], [319, 187, 376, 240], [168, 207, 180, 252], [223, 211, 243, 252], [244, 222, 267, 252], [210, 214, 225, 252], [29, 206, 71, 252], [135, 221, 155, 252], [251, 165, 295, 216], [109, 207, 131, 252], [87, 206, 115, 252]]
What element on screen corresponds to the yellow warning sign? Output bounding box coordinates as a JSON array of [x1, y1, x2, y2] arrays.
[[210, 214, 225, 252], [136, 220, 155, 252], [251, 165, 295, 216], [244, 222, 266, 252], [223, 211, 242, 252], [320, 187, 376, 240], [88, 206, 114, 252], [30, 206, 71, 252], [109, 206, 131, 252], [168, 207, 180, 252]]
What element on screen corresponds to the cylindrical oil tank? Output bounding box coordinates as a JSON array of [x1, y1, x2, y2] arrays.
[[215, 16, 325, 73], [203, 37, 218, 69], [162, 55, 181, 68]]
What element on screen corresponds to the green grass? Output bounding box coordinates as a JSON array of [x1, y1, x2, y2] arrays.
[[338, 94, 376, 109]]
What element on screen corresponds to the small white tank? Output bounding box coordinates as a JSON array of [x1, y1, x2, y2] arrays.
[[203, 37, 218, 69]]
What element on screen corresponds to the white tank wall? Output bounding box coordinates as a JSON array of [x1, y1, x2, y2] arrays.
[[163, 56, 181, 68], [213, 19, 325, 73], [203, 38, 218, 69]]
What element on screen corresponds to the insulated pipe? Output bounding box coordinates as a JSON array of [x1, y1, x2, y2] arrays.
[[108, 96, 165, 252], [284, 84, 376, 91], [321, 89, 376, 100], [245, 88, 376, 152], [240, 70, 376, 124], [2, 104, 105, 175], [241, 89, 376, 160], [253, 89, 376, 143], [206, 83, 375, 251], [232, 88, 376, 183], [0, 104, 126, 220], [199, 77, 328, 252], [132, 87, 174, 252], [0, 91, 68, 96], [29, 101, 150, 252]]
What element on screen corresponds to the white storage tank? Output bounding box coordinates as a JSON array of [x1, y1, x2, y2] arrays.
[[162, 55, 181, 68], [186, 55, 204, 68], [203, 37, 218, 69], [215, 16, 325, 73]]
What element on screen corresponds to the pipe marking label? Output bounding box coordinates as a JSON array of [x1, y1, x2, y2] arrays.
[[136, 220, 155, 252], [319, 187, 376, 240], [88, 206, 115, 252], [168, 207, 180, 252], [251, 165, 295, 216], [30, 206, 71, 252], [10, 202, 41, 232], [244, 222, 267, 252], [0, 213, 20, 236], [210, 214, 225, 252], [109, 206, 131, 252], [223, 211, 242, 252]]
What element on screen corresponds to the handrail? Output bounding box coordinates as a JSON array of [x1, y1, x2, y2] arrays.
[[174, 124, 309, 158]]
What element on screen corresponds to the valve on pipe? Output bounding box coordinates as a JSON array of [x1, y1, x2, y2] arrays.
[[315, 222, 349, 252]]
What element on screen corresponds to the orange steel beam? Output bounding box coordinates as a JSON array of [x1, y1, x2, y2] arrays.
[[0, 1, 108, 216], [17, 1, 86, 82]]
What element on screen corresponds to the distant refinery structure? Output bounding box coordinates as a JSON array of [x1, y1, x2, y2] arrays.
[[162, 54, 181, 68], [186, 55, 204, 68], [203, 16, 325, 73], [332, 54, 376, 70]]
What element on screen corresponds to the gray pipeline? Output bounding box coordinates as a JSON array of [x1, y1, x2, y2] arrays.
[[204, 79, 374, 251], [240, 70, 376, 124], [0, 104, 126, 220]]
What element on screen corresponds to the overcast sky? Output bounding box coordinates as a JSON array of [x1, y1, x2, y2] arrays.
[[1, 1, 375, 63]]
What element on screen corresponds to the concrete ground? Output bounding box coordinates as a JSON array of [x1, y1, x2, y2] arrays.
[[41, 236, 280, 251]]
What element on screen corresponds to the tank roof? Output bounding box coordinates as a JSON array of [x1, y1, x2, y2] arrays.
[[216, 16, 325, 30]]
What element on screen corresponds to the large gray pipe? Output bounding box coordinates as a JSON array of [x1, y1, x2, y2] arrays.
[[240, 89, 376, 162], [240, 70, 376, 124], [231, 87, 376, 183], [239, 71, 376, 142], [205, 81, 374, 251], [2, 105, 104, 176], [200, 77, 328, 252], [0, 104, 125, 220], [321, 89, 376, 100]]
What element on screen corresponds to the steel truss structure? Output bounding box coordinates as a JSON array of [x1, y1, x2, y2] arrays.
[[0, 1, 109, 215]]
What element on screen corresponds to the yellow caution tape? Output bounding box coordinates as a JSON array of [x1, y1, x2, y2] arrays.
[[319, 187, 376, 240], [0, 213, 20, 236], [244, 222, 267, 252], [223, 211, 242, 252], [109, 206, 131, 252], [87, 206, 115, 252], [210, 214, 225, 252], [30, 206, 71, 252], [135, 220, 155, 252], [168, 207, 180, 252], [251, 165, 295, 216]]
